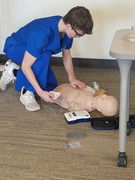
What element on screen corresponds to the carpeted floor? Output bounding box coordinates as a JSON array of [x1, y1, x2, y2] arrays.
[[0, 66, 135, 180]]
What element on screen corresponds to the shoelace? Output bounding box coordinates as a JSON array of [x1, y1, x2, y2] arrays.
[[23, 92, 36, 105]]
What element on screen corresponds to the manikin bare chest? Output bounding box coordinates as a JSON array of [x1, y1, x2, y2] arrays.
[[54, 83, 95, 112]]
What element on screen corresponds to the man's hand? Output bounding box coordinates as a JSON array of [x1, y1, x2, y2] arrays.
[[70, 79, 87, 89], [38, 90, 55, 103]]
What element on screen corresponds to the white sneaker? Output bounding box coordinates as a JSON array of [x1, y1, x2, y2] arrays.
[[20, 87, 41, 111], [0, 60, 20, 91]]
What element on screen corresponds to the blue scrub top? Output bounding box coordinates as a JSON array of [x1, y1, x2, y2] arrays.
[[4, 16, 73, 59]]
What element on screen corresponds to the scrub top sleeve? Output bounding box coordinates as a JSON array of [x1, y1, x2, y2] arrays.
[[66, 38, 73, 49], [26, 31, 50, 58]]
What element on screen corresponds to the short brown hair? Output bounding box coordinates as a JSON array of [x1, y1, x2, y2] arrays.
[[63, 6, 93, 34]]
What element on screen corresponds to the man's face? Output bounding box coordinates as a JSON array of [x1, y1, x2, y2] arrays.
[[66, 24, 84, 38]]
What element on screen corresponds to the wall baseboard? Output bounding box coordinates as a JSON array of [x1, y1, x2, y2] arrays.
[[51, 57, 119, 69], [0, 54, 9, 64], [1, 54, 135, 69]]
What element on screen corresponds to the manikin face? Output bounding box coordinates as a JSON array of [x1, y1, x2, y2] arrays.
[[93, 94, 119, 117]]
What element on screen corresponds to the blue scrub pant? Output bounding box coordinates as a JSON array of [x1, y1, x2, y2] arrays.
[[4, 37, 58, 93]]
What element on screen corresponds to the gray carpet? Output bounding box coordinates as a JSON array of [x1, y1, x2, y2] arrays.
[[0, 66, 135, 180]]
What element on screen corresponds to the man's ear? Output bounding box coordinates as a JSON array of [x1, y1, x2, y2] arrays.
[[66, 23, 72, 30]]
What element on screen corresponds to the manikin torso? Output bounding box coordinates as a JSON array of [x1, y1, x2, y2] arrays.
[[53, 83, 119, 117], [54, 83, 95, 112]]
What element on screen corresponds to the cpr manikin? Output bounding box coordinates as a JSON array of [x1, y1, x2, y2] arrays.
[[53, 82, 118, 117]]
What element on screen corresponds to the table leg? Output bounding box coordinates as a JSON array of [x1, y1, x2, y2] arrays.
[[126, 70, 132, 136], [117, 59, 133, 167]]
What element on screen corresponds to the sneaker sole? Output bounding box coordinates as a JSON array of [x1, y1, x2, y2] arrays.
[[20, 97, 41, 111], [0, 60, 19, 91], [0, 79, 7, 91]]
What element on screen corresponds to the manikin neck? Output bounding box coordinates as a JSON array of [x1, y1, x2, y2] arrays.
[[92, 94, 107, 110]]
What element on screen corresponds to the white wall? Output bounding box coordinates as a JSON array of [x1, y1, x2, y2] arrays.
[[0, 0, 135, 59]]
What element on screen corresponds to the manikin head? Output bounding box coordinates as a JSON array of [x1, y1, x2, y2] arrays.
[[93, 94, 119, 117]]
